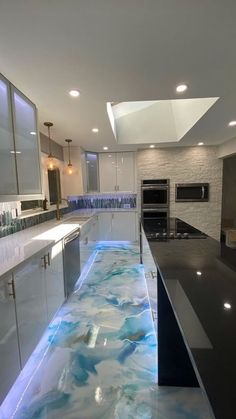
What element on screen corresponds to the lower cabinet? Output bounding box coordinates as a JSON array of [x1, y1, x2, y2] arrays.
[[13, 251, 48, 367], [0, 274, 21, 403], [80, 217, 98, 273], [44, 241, 65, 322], [98, 212, 137, 241], [0, 240, 65, 405]]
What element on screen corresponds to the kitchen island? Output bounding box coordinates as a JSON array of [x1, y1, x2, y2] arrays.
[[146, 218, 236, 419]]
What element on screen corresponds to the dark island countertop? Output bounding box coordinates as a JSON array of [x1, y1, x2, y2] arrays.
[[146, 218, 236, 419]]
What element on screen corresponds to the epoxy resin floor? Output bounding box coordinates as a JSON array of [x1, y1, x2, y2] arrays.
[[0, 243, 211, 419]]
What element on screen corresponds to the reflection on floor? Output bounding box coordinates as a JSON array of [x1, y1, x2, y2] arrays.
[[0, 242, 212, 419]]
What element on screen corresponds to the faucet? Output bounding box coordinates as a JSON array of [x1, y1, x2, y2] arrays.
[[56, 198, 70, 220]]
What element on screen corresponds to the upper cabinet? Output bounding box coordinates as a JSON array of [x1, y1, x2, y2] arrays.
[[0, 73, 42, 200], [0, 75, 18, 195], [99, 152, 136, 193], [11, 88, 41, 194]]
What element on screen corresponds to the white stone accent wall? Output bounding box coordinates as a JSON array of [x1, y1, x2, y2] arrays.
[[137, 146, 223, 241]]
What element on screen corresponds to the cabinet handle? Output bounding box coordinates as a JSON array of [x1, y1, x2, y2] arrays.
[[114, 185, 117, 191], [41, 255, 48, 269], [8, 279, 16, 299], [46, 252, 50, 266], [117, 185, 119, 191], [84, 237, 88, 245]]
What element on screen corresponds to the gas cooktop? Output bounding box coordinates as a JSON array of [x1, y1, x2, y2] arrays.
[[144, 217, 207, 241]]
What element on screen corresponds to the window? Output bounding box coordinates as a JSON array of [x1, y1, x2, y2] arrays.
[[85, 152, 99, 192]]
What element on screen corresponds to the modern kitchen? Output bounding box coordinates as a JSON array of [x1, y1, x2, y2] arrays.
[[1, 2, 236, 419]]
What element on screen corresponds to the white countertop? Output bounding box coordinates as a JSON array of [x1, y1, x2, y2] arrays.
[[0, 208, 137, 278]]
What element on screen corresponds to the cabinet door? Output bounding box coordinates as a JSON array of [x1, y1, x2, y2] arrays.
[[45, 242, 65, 322], [98, 212, 112, 240], [0, 275, 21, 403], [80, 222, 93, 273], [13, 253, 47, 367], [112, 212, 136, 241], [0, 75, 18, 195], [99, 153, 117, 192], [116, 152, 135, 192], [11, 87, 42, 194]]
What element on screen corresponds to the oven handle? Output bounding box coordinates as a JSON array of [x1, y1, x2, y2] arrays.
[[141, 185, 168, 190], [201, 186, 205, 199]]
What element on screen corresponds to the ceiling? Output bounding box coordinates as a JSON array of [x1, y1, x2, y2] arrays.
[[0, 0, 236, 151]]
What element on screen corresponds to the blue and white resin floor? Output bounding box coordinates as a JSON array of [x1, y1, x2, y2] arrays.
[[0, 242, 211, 419]]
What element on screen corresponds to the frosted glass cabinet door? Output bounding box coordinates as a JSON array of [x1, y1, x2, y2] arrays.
[[99, 153, 117, 192], [0, 75, 18, 194], [13, 254, 48, 367], [0, 275, 21, 403], [12, 87, 42, 194]]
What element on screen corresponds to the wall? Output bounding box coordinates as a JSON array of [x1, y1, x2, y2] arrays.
[[137, 146, 223, 241], [218, 136, 236, 159], [62, 146, 84, 196], [41, 152, 65, 201], [221, 155, 236, 228], [40, 132, 64, 161]]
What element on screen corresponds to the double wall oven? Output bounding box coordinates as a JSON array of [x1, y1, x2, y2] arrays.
[[141, 179, 170, 236]]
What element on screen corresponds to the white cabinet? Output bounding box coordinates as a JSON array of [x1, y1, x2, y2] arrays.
[[0, 274, 21, 403], [98, 212, 137, 241], [116, 152, 135, 192], [99, 152, 135, 193], [11, 87, 41, 195], [112, 212, 136, 241], [13, 252, 48, 367], [80, 217, 98, 273], [44, 242, 65, 322], [99, 152, 117, 192], [98, 212, 113, 240], [0, 75, 18, 195], [0, 74, 42, 201]]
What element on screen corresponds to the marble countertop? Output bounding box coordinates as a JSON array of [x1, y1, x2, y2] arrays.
[[0, 208, 137, 279]]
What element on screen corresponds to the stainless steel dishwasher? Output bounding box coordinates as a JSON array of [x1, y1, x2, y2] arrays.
[[63, 228, 81, 298]]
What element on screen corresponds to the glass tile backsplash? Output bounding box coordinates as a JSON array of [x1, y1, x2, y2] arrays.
[[71, 193, 136, 209], [0, 194, 136, 239]]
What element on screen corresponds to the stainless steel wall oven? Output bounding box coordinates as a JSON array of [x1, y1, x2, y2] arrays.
[[141, 179, 169, 208]]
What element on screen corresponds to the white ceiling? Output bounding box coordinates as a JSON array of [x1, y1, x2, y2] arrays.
[[0, 1, 236, 151]]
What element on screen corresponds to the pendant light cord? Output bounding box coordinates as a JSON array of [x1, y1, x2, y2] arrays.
[[48, 125, 52, 156]]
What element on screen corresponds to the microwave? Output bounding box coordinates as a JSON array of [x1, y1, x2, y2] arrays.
[[175, 183, 209, 202]]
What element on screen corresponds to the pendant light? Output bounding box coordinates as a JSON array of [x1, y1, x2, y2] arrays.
[[65, 139, 74, 175], [44, 121, 57, 171]]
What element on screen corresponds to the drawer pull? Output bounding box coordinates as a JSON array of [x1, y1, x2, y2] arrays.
[[8, 279, 16, 299]]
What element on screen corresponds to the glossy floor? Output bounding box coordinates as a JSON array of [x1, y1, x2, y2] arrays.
[[0, 243, 211, 419]]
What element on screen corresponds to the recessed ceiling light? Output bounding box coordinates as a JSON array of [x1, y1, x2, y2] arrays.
[[108, 154, 112, 157], [103, 146, 108, 150], [176, 83, 188, 93], [30, 131, 36, 135], [150, 145, 155, 148], [92, 128, 99, 133], [198, 142, 204, 146], [228, 120, 236, 127], [224, 302, 231, 310], [10, 150, 21, 154], [196, 271, 202, 276], [69, 89, 80, 97]]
